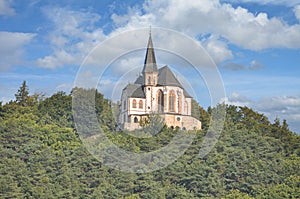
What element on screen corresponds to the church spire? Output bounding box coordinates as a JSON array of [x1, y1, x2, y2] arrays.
[[142, 29, 157, 73]]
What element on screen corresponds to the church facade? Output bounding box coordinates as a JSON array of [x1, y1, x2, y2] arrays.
[[118, 33, 201, 131]]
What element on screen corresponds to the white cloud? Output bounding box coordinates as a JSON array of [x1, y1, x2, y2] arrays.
[[111, 55, 144, 76], [0, 31, 36, 69], [36, 50, 75, 69], [224, 92, 300, 133], [294, 5, 300, 21], [222, 0, 300, 7], [221, 92, 253, 107], [112, 0, 300, 52], [36, 7, 107, 69], [34, 1, 300, 70], [202, 35, 233, 64], [111, 6, 142, 27], [0, 0, 15, 16]]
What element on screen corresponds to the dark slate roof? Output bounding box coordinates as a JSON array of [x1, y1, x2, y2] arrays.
[[134, 75, 143, 84], [158, 66, 192, 98], [142, 33, 158, 73], [157, 66, 183, 88], [123, 84, 145, 98], [133, 66, 192, 98], [183, 89, 192, 98]]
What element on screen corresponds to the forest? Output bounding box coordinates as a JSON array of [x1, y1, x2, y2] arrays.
[[0, 81, 299, 198]]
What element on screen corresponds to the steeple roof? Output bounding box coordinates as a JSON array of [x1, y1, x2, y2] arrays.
[[131, 33, 192, 98], [142, 31, 157, 73]]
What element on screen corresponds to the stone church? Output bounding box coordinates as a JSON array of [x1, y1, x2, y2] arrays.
[[118, 32, 201, 131]]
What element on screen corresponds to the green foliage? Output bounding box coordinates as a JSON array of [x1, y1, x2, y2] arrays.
[[38, 91, 73, 128], [72, 87, 116, 137], [15, 80, 30, 106], [0, 84, 299, 198], [223, 190, 254, 199], [139, 112, 165, 136], [255, 175, 300, 199], [192, 99, 210, 130]]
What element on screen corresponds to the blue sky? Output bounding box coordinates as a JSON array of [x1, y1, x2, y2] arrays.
[[0, 0, 300, 133]]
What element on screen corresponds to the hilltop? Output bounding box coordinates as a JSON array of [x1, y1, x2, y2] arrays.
[[0, 82, 299, 198]]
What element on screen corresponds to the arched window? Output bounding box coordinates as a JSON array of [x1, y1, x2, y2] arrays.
[[148, 76, 151, 84], [169, 90, 175, 112], [134, 117, 138, 123], [139, 100, 143, 109], [157, 90, 164, 112], [132, 99, 137, 108]]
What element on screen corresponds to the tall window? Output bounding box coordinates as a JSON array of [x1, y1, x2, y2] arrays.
[[132, 99, 137, 108], [178, 92, 182, 113], [157, 90, 164, 112], [169, 90, 175, 112], [139, 100, 143, 109], [148, 76, 151, 84], [123, 100, 126, 110]]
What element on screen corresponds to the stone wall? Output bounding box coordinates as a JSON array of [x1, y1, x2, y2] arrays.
[[122, 113, 201, 131], [123, 122, 141, 131], [162, 114, 201, 130]]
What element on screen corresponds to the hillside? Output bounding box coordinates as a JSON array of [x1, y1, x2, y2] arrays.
[[0, 83, 299, 198]]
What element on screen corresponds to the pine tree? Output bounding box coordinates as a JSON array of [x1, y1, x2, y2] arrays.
[[282, 119, 289, 131], [273, 117, 280, 127], [15, 80, 29, 106]]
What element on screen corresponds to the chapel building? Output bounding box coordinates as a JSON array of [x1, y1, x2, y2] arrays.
[[118, 32, 202, 131]]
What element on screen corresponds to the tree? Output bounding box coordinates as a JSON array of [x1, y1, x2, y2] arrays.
[[1, 88, 300, 198], [223, 189, 254, 199], [273, 117, 280, 127], [139, 112, 165, 136], [15, 80, 29, 106], [0, 101, 3, 119], [282, 119, 289, 131], [191, 99, 210, 130]]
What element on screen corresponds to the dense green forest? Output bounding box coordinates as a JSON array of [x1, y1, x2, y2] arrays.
[[1, 81, 299, 198]]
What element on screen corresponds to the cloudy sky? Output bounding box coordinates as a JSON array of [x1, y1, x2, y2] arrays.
[[1, 0, 300, 133]]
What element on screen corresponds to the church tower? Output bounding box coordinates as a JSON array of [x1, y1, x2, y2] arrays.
[[142, 30, 158, 112], [142, 31, 158, 86]]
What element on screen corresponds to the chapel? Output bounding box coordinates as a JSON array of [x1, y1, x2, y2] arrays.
[[118, 32, 202, 131]]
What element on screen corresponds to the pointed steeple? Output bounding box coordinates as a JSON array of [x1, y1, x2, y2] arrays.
[[142, 29, 157, 73]]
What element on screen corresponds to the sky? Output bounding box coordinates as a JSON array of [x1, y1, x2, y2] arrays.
[[0, 0, 300, 133]]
